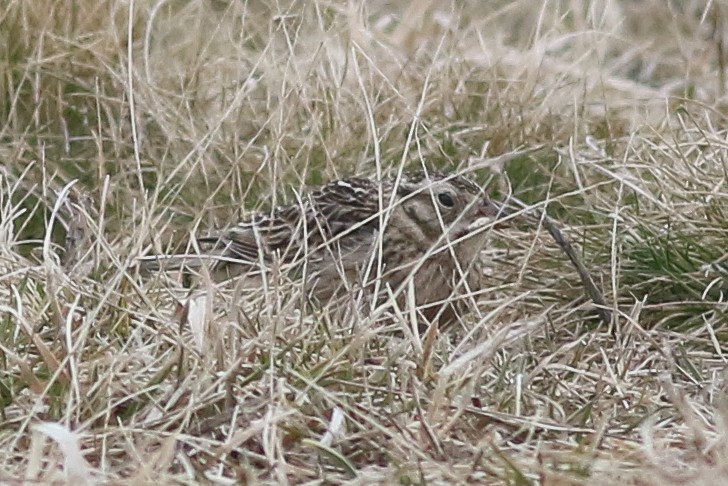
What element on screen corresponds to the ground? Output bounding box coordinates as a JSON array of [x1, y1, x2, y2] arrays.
[[2, 0, 728, 484]]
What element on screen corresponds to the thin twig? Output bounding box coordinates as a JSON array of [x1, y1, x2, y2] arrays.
[[508, 197, 613, 327]]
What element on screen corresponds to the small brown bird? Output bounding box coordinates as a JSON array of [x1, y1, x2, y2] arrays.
[[142, 170, 506, 327]]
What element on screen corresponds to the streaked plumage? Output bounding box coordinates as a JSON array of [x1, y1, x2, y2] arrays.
[[142, 171, 506, 327]]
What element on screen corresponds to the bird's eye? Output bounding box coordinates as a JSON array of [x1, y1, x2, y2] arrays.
[[437, 192, 455, 208]]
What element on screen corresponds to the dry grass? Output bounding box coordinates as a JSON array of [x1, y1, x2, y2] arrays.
[[3, 0, 728, 483]]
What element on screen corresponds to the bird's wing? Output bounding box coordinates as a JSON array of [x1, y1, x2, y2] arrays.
[[307, 177, 382, 237], [212, 177, 383, 267]]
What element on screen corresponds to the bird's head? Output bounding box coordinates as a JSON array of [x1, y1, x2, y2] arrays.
[[393, 171, 505, 241]]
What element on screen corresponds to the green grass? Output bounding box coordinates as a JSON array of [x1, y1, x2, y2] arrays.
[[2, 0, 728, 484]]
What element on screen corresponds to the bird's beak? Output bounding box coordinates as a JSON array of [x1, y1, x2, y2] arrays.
[[478, 197, 509, 229]]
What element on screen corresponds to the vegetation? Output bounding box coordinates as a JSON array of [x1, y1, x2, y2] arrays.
[[2, 0, 728, 483]]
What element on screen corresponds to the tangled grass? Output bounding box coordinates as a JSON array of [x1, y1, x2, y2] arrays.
[[3, 0, 728, 483]]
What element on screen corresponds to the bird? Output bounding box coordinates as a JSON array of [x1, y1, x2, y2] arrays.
[[140, 170, 507, 328]]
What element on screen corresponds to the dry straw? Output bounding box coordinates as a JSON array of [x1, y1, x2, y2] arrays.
[[2, 0, 728, 484]]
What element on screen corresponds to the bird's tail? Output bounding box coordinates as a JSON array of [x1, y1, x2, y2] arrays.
[[135, 253, 211, 275], [136, 236, 224, 276]]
